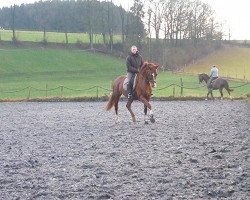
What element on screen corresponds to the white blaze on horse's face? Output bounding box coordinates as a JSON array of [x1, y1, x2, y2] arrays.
[[154, 68, 158, 87], [152, 73, 157, 87]]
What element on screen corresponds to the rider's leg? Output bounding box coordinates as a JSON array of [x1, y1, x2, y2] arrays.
[[127, 73, 133, 98]]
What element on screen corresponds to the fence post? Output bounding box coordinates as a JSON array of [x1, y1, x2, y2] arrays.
[[244, 66, 246, 80], [46, 84, 48, 98], [27, 86, 31, 99], [60, 85, 64, 97], [173, 85, 175, 97], [96, 86, 99, 98], [180, 78, 183, 96]]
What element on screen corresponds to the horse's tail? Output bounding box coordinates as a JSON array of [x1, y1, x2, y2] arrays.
[[106, 76, 123, 111], [225, 81, 234, 92], [106, 91, 116, 111]]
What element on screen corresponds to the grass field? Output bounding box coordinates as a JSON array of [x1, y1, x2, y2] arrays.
[[0, 30, 122, 44], [0, 45, 124, 99], [0, 44, 249, 100], [183, 46, 250, 80]]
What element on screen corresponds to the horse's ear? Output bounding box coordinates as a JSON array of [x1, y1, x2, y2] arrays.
[[150, 63, 159, 69]]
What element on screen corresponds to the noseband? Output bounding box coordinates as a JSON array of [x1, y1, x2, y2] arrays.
[[145, 69, 157, 86]]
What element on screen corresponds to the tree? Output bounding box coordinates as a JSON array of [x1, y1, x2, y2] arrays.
[[11, 4, 17, 43], [119, 5, 126, 47], [151, 0, 165, 42], [127, 0, 145, 47]]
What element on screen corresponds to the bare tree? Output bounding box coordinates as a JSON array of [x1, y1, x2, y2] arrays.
[[86, 0, 94, 50], [11, 4, 17, 43], [107, 0, 114, 52], [119, 5, 126, 48], [128, 0, 145, 47], [151, 0, 165, 42], [186, 0, 215, 46]]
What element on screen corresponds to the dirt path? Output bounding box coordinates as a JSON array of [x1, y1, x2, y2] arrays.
[[0, 100, 249, 199]]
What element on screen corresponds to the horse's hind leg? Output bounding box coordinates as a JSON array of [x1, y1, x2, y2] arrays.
[[206, 89, 212, 100], [211, 91, 214, 100], [114, 101, 119, 123], [219, 88, 223, 100], [225, 86, 232, 100], [144, 105, 149, 124], [140, 96, 155, 123], [126, 99, 136, 123]]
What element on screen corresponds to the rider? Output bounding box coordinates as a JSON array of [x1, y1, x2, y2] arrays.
[[126, 45, 143, 99], [208, 65, 219, 90]]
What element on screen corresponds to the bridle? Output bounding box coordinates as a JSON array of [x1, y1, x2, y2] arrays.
[[145, 67, 157, 87]]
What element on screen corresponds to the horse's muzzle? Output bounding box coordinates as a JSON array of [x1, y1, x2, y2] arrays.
[[150, 80, 157, 88]]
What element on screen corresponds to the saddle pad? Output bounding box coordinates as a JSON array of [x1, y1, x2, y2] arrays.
[[123, 75, 137, 91]]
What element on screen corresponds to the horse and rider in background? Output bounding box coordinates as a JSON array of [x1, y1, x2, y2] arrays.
[[198, 65, 233, 100]]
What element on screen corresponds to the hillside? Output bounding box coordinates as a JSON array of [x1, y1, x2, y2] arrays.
[[0, 44, 126, 99], [0, 44, 249, 100], [182, 46, 250, 81]]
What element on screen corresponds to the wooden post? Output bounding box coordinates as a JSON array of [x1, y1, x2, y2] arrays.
[[180, 78, 183, 96], [173, 85, 175, 97], [96, 86, 99, 98], [46, 84, 48, 98], [60, 85, 63, 98], [27, 86, 31, 99], [244, 66, 246, 80]]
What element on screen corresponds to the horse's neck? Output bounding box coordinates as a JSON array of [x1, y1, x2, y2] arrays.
[[136, 72, 150, 88], [204, 75, 209, 83]]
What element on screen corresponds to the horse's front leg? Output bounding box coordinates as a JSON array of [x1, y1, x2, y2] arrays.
[[140, 96, 155, 123], [144, 105, 149, 124], [126, 99, 136, 123], [206, 88, 214, 100]]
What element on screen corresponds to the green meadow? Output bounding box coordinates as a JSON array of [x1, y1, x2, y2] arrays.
[[0, 45, 124, 99], [0, 44, 249, 100], [183, 46, 250, 80], [0, 30, 122, 44]]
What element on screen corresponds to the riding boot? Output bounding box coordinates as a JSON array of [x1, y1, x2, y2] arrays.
[[127, 82, 133, 99], [128, 74, 135, 99]]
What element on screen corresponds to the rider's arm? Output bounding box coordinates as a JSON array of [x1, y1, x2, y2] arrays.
[[210, 69, 214, 77], [126, 57, 139, 73]]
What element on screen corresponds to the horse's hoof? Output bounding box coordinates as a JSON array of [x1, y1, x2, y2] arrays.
[[205, 98, 208, 101], [150, 117, 155, 123], [132, 116, 136, 123], [145, 121, 149, 124]]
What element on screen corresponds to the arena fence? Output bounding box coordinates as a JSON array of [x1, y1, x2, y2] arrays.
[[0, 81, 249, 100]]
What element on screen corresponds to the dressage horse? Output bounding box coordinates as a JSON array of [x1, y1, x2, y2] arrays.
[[198, 73, 233, 99], [106, 62, 159, 123]]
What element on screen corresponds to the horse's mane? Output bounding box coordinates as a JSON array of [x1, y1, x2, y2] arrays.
[[199, 73, 209, 77], [198, 73, 209, 83], [199, 73, 209, 79], [140, 62, 149, 72]]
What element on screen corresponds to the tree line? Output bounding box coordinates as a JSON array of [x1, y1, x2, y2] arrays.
[[0, 0, 225, 69]]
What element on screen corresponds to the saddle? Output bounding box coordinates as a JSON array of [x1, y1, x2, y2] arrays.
[[123, 74, 137, 91], [211, 77, 218, 83]]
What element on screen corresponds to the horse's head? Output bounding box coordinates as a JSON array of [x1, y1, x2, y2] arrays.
[[140, 62, 159, 88], [198, 73, 209, 84]]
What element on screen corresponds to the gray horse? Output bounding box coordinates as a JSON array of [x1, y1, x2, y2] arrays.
[[198, 73, 233, 100]]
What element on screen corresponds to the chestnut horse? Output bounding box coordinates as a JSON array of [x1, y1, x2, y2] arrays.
[[106, 62, 159, 123], [198, 73, 233, 99]]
